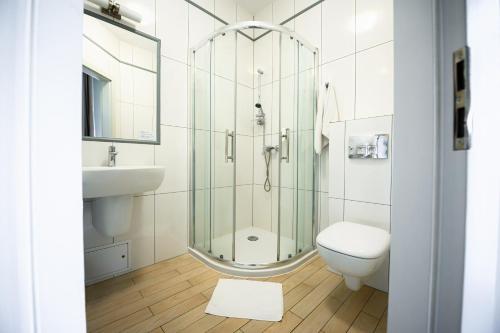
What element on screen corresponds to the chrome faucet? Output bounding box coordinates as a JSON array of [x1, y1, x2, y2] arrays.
[[108, 146, 118, 167]]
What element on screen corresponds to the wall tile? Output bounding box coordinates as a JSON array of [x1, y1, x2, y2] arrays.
[[329, 198, 344, 224], [344, 115, 392, 204], [82, 141, 111, 167], [154, 192, 188, 261], [133, 69, 155, 107], [295, 0, 318, 14], [273, 0, 294, 24], [113, 142, 154, 166], [319, 148, 329, 192], [214, 76, 235, 132], [237, 34, 254, 87], [157, 0, 188, 63], [254, 34, 273, 86], [115, 195, 155, 270], [189, 5, 215, 49], [355, 42, 394, 119], [237, 84, 254, 135], [161, 57, 188, 127], [236, 185, 253, 230], [155, 125, 188, 193], [322, 0, 355, 63], [322, 55, 355, 122], [328, 122, 345, 198], [319, 192, 329, 231], [213, 186, 234, 236], [236, 135, 253, 185], [355, 0, 393, 51], [214, 22, 236, 80], [254, 4, 273, 38], [253, 185, 272, 231], [295, 5, 321, 55], [215, 0, 237, 24], [344, 200, 390, 231]]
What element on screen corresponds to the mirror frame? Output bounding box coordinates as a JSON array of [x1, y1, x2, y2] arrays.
[[82, 9, 161, 145]]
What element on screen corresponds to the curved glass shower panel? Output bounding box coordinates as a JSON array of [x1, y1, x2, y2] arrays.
[[211, 30, 237, 261], [192, 41, 212, 254], [295, 43, 317, 254], [190, 21, 317, 272]]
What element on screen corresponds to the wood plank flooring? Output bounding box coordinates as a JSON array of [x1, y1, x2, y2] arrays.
[[85, 254, 388, 333]]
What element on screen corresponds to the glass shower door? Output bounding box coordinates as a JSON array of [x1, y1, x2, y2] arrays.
[[295, 43, 316, 254]]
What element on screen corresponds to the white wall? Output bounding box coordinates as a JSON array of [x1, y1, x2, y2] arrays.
[[83, 0, 254, 276], [252, 0, 394, 292]]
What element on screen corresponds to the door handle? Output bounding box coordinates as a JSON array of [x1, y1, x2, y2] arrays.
[[225, 130, 234, 163], [280, 128, 290, 163]]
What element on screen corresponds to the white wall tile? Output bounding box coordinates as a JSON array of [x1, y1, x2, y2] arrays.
[[329, 198, 344, 224], [215, 0, 237, 24], [254, 34, 273, 86], [355, 0, 393, 51], [82, 141, 110, 167], [120, 64, 134, 104], [295, 5, 321, 55], [113, 142, 154, 166], [319, 148, 329, 192], [237, 84, 254, 135], [237, 34, 254, 87], [133, 105, 155, 140], [253, 185, 272, 231], [213, 186, 234, 236], [322, 55, 355, 122], [273, 0, 294, 24], [157, 0, 188, 63], [214, 132, 235, 187], [236, 185, 253, 230], [191, 0, 214, 12], [161, 57, 188, 127], [295, 0, 318, 14], [133, 47, 154, 71], [154, 192, 188, 261], [214, 24, 236, 80], [344, 200, 390, 231], [254, 4, 273, 38], [355, 42, 394, 119], [322, 0, 355, 63], [236, 135, 253, 185], [115, 195, 155, 270], [133, 69, 155, 107], [328, 122, 345, 198], [344, 116, 392, 204], [155, 126, 188, 193], [214, 76, 235, 132], [189, 5, 215, 49], [120, 103, 134, 138], [120, 41, 133, 63], [319, 192, 329, 231]]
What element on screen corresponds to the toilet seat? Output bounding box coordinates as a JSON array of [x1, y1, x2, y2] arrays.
[[316, 221, 390, 259]]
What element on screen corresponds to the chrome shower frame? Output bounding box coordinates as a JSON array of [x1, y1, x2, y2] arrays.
[[188, 20, 319, 275]]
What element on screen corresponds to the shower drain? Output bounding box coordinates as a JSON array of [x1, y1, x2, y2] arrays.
[[247, 235, 259, 241]]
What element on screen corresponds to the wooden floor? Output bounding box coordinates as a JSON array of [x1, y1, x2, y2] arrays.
[[85, 254, 388, 333]]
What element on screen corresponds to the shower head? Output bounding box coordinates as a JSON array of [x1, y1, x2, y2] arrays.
[[257, 69, 264, 75]]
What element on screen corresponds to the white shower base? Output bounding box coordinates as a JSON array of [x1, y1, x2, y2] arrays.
[[189, 226, 317, 277]]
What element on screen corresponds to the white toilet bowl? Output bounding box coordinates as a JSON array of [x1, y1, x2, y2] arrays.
[[316, 221, 390, 291]]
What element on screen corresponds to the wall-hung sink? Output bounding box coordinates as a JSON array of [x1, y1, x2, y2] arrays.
[[82, 166, 165, 237], [83, 165, 165, 199]]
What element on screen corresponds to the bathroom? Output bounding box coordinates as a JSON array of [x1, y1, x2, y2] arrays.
[[1, 0, 500, 332]]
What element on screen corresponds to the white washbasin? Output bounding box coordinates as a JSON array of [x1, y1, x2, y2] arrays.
[[83, 165, 165, 199]]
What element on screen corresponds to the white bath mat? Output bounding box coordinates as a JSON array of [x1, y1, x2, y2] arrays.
[[205, 279, 283, 321]]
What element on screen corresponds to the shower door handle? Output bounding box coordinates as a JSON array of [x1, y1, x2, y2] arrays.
[[225, 130, 234, 163], [280, 128, 290, 163]]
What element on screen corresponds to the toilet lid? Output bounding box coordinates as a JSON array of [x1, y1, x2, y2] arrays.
[[316, 221, 390, 259]]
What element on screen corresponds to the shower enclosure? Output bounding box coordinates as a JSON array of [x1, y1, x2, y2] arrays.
[[189, 21, 318, 275]]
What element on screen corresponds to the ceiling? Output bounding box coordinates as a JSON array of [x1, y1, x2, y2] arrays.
[[236, 0, 274, 15]]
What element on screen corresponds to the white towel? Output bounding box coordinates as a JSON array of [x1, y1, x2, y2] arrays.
[[314, 83, 340, 154]]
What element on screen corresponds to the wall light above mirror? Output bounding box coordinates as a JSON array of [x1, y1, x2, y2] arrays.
[[82, 10, 160, 145]]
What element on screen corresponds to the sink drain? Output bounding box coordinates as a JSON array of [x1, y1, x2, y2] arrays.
[[247, 235, 259, 241]]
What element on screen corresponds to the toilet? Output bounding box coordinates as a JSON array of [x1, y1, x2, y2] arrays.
[[316, 221, 390, 291]]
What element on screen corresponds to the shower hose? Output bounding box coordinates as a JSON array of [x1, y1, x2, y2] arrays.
[[264, 149, 271, 192]]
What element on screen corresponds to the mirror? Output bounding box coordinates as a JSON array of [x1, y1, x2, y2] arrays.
[[82, 10, 160, 144]]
